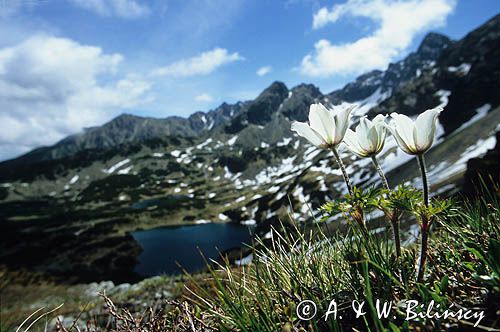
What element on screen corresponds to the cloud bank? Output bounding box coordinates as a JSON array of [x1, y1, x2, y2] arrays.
[[0, 35, 152, 160], [301, 0, 456, 77]]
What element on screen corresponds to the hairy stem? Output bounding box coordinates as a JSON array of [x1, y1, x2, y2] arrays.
[[371, 155, 390, 191], [416, 154, 430, 281], [417, 154, 429, 206], [332, 147, 353, 196], [372, 155, 401, 257], [391, 215, 402, 258], [417, 222, 429, 282]]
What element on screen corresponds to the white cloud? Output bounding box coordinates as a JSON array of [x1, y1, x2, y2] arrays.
[[67, 0, 151, 18], [0, 35, 152, 160], [301, 0, 455, 77], [151, 48, 243, 77], [195, 93, 214, 102], [256, 66, 272, 76], [313, 4, 348, 30]]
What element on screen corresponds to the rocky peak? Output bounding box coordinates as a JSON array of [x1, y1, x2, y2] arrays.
[[261, 81, 289, 97], [417, 32, 453, 60], [246, 81, 289, 125], [329, 70, 383, 103], [291, 83, 322, 96], [222, 82, 289, 134], [281, 83, 323, 122], [380, 33, 452, 93], [103, 113, 147, 130], [213, 102, 234, 117], [328, 32, 453, 104], [188, 111, 208, 132], [438, 14, 499, 67], [368, 14, 500, 135]]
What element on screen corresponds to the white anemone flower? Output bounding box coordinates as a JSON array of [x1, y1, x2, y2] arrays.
[[291, 103, 356, 149], [344, 114, 390, 192], [291, 102, 357, 195], [386, 107, 444, 280], [343, 114, 387, 158], [387, 107, 443, 155]]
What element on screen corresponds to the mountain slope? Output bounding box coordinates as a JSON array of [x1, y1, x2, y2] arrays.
[[328, 32, 452, 104], [0, 30, 456, 167], [369, 14, 500, 134], [3, 101, 246, 166]]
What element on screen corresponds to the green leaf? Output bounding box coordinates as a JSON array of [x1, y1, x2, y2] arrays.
[[388, 322, 401, 332], [440, 275, 449, 293], [430, 291, 442, 303], [464, 241, 487, 262]]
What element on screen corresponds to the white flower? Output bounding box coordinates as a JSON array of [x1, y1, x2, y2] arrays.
[[291, 103, 356, 148], [343, 115, 387, 158], [387, 107, 443, 155]]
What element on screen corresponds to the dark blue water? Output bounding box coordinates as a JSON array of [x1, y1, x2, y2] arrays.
[[132, 223, 253, 276]]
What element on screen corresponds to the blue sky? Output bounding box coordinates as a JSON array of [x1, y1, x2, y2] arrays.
[[0, 0, 499, 160]]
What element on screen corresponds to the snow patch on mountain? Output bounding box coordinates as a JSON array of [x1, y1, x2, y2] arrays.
[[117, 166, 133, 175], [104, 159, 130, 174], [435, 90, 451, 108], [196, 138, 213, 150], [170, 150, 182, 158], [69, 175, 79, 185], [447, 63, 471, 75], [277, 137, 292, 147], [227, 136, 238, 146], [352, 88, 391, 117]]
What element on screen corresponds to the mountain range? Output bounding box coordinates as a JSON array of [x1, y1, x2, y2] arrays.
[[0, 14, 499, 282]]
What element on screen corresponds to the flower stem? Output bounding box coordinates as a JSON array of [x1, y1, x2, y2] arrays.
[[416, 153, 430, 281], [391, 215, 402, 258], [371, 155, 390, 191], [332, 147, 353, 196], [417, 154, 429, 206], [417, 221, 429, 282], [371, 155, 401, 257]]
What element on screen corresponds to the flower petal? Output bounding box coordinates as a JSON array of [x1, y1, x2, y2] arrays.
[[291, 121, 324, 147], [369, 125, 380, 150], [372, 114, 387, 124], [373, 115, 387, 153], [343, 128, 367, 157], [333, 104, 356, 144], [375, 124, 386, 153], [309, 103, 335, 144], [356, 117, 376, 153], [413, 106, 443, 153], [390, 113, 416, 151], [387, 122, 414, 155]]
